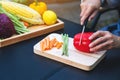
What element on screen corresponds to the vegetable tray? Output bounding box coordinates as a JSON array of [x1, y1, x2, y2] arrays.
[[34, 33, 106, 71], [0, 19, 64, 47]]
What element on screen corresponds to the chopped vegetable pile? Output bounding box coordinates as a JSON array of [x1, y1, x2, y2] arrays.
[[40, 37, 63, 51], [40, 34, 69, 56]]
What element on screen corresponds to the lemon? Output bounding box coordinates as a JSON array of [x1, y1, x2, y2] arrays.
[[43, 10, 57, 25]]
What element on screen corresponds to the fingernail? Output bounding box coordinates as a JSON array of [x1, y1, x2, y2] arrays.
[[89, 44, 92, 47], [89, 36, 91, 40], [81, 21, 83, 25], [89, 18, 91, 21], [81, 22, 83, 25], [90, 49, 92, 52]]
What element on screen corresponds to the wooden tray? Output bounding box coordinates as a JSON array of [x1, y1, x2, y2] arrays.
[[34, 33, 106, 71], [0, 19, 64, 47]]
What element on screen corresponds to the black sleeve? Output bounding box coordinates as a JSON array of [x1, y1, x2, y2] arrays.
[[106, 0, 120, 8]]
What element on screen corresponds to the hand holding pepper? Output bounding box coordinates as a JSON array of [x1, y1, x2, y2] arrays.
[[89, 31, 120, 52]]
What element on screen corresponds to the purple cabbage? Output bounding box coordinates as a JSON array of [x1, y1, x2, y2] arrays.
[[0, 13, 16, 39]]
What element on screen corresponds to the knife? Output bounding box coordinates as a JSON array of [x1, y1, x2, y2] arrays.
[[79, 18, 89, 45]]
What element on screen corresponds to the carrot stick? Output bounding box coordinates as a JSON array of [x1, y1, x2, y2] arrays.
[[50, 38, 57, 49], [56, 42, 63, 49], [54, 41, 59, 47], [40, 37, 63, 51], [44, 38, 48, 50], [46, 37, 50, 50], [40, 41, 45, 51]]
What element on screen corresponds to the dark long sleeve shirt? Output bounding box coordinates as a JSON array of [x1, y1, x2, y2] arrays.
[[107, 0, 120, 8]]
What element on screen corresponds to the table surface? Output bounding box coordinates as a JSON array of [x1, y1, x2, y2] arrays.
[[0, 18, 120, 80]]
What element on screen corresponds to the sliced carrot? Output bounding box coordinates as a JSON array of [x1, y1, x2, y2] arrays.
[[40, 37, 48, 51], [44, 38, 48, 50], [52, 38, 63, 49], [40, 37, 63, 51], [40, 41, 45, 51], [46, 37, 50, 50], [56, 42, 63, 49], [50, 38, 57, 49], [54, 41, 59, 47]]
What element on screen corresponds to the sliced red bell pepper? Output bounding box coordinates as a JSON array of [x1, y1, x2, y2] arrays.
[[73, 32, 93, 53]]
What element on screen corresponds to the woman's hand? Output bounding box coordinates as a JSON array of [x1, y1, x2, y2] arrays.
[[80, 0, 101, 25], [89, 31, 120, 52]]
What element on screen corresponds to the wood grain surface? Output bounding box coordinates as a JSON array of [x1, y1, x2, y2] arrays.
[[0, 19, 64, 47]]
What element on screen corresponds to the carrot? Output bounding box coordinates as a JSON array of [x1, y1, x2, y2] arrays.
[[21, 21, 30, 28], [54, 41, 59, 47], [46, 37, 50, 50], [40, 37, 48, 51], [40, 37, 63, 51], [44, 38, 48, 50], [40, 41, 45, 51], [56, 42, 63, 49], [50, 38, 57, 49], [53, 39, 63, 49]]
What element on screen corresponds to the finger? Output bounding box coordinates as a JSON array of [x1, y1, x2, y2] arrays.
[[90, 40, 113, 52], [81, 6, 94, 25], [80, 3, 87, 17], [80, 15, 87, 25], [89, 31, 104, 40], [80, 7, 87, 25], [89, 36, 107, 48], [89, 10, 98, 21]]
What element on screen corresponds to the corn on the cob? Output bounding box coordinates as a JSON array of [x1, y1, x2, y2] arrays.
[[0, 1, 44, 25]]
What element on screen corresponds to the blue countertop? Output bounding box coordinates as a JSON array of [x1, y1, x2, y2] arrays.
[[0, 18, 120, 80]]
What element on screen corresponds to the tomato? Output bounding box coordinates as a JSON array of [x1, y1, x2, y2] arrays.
[[73, 32, 93, 53]]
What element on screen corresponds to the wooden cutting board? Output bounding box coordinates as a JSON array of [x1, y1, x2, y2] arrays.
[[34, 33, 106, 71], [0, 19, 64, 47]]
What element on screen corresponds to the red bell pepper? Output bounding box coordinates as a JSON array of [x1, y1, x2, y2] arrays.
[[73, 32, 93, 53]]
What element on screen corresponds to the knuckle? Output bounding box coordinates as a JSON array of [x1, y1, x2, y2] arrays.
[[105, 31, 111, 35], [89, 4, 94, 8], [95, 46, 102, 51], [99, 37, 104, 41], [110, 40, 114, 44], [107, 34, 113, 39], [97, 30, 102, 33], [80, 3, 85, 7]]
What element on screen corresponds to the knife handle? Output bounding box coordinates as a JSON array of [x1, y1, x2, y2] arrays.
[[82, 17, 89, 27]]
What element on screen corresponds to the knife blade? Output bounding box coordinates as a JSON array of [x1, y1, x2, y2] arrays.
[[79, 18, 89, 45], [79, 25, 85, 45]]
